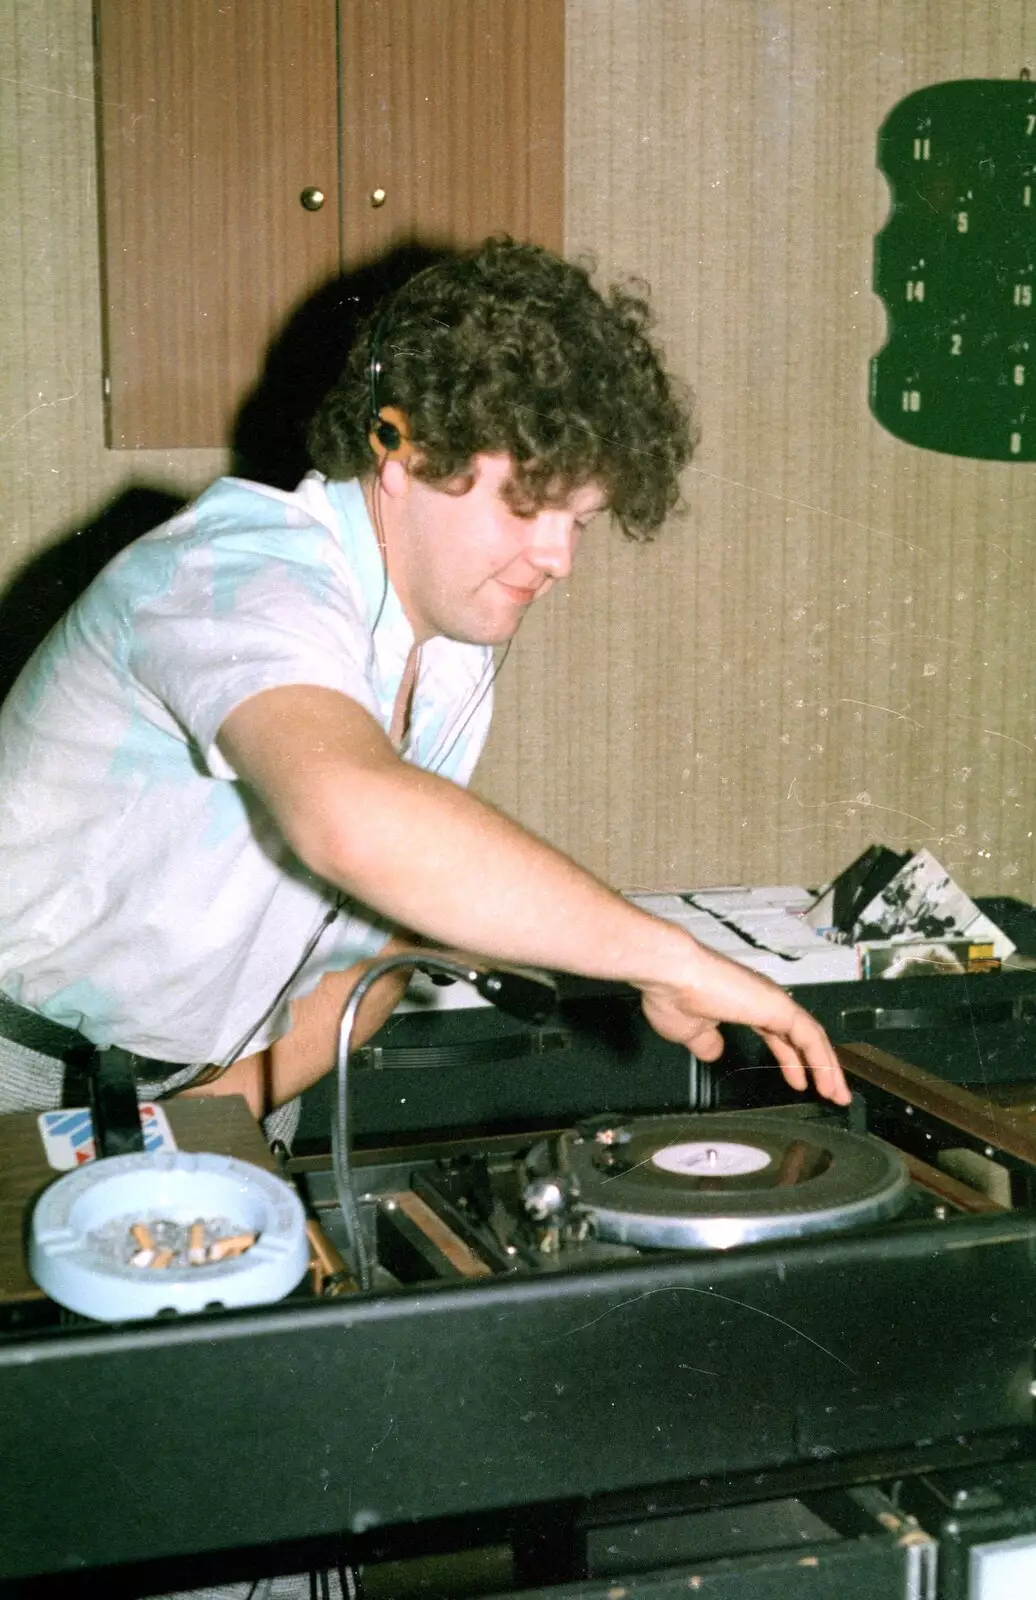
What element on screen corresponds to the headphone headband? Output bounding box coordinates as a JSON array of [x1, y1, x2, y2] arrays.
[[367, 311, 412, 460], [367, 261, 449, 463]]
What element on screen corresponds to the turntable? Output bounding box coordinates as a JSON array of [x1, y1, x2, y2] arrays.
[[518, 1110, 912, 1252]]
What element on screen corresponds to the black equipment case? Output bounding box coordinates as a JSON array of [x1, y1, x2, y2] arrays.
[[724, 894, 1036, 1095], [297, 895, 1036, 1149]]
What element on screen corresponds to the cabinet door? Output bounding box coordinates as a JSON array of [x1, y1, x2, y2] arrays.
[[96, 0, 564, 451], [96, 1, 341, 449], [338, 0, 564, 265]]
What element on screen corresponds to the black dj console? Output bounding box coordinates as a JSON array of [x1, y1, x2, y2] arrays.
[[5, 1037, 1036, 1598]]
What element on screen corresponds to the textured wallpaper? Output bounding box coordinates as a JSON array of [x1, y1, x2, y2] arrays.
[[479, 0, 1036, 901], [4, 0, 1035, 899]]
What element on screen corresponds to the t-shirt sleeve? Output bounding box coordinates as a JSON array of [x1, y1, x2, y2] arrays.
[[126, 531, 382, 781]]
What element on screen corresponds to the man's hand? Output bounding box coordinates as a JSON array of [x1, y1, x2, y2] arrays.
[[639, 945, 850, 1105]]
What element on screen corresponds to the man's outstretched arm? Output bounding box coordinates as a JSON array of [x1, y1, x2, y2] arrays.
[[217, 684, 850, 1104]]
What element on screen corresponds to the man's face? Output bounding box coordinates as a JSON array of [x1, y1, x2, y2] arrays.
[[384, 454, 606, 646]]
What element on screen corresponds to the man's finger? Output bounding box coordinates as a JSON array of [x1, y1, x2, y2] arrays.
[[760, 1027, 851, 1104], [684, 1019, 725, 1061], [760, 1032, 808, 1092]]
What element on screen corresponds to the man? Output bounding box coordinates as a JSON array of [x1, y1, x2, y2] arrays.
[[0, 239, 849, 1142]]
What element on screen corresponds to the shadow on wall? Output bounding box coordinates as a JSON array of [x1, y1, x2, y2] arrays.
[[0, 486, 186, 706], [0, 240, 458, 704], [231, 239, 457, 487]]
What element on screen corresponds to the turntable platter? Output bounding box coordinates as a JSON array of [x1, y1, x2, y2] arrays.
[[566, 1113, 910, 1250]]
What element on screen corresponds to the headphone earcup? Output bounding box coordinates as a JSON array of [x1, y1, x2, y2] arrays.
[[369, 406, 413, 463], [374, 417, 402, 451]]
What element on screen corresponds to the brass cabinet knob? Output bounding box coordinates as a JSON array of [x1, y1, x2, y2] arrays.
[[370, 187, 387, 208], [299, 187, 326, 212]]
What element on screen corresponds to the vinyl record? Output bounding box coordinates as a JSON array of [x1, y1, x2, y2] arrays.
[[566, 1112, 910, 1250]]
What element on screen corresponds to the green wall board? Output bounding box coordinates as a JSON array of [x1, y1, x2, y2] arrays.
[[871, 78, 1036, 460]]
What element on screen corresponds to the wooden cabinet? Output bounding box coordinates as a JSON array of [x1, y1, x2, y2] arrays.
[[95, 1, 565, 450]]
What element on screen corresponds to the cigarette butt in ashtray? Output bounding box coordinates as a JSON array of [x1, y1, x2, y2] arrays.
[[126, 1220, 255, 1268], [207, 1232, 256, 1262]]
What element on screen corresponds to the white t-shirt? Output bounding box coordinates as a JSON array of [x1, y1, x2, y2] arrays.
[[0, 474, 493, 1064]]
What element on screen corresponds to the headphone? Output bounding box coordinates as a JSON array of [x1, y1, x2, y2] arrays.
[[367, 258, 454, 464], [367, 310, 413, 463]]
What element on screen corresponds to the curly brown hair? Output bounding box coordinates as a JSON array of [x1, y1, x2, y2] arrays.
[[307, 238, 695, 540]]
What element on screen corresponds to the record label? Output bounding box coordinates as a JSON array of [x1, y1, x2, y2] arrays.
[[651, 1140, 772, 1178]]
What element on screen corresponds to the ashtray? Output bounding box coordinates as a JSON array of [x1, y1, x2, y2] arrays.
[[29, 1149, 309, 1322]]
